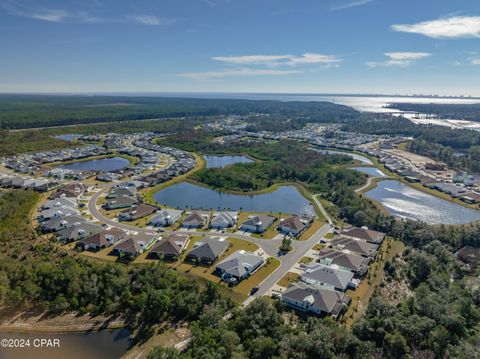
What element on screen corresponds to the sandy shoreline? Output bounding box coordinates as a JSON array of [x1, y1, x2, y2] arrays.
[[0, 312, 125, 334]]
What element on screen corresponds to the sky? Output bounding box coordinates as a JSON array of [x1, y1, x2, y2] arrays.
[[1, 0, 480, 96]]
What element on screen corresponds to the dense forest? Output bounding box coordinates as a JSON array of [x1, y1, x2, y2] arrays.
[[0, 95, 358, 129], [388, 102, 480, 122], [191, 140, 364, 193], [149, 243, 480, 358], [1, 133, 479, 357], [1, 110, 480, 357], [0, 191, 232, 331], [147, 134, 480, 358]]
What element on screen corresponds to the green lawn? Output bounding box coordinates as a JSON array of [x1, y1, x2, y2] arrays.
[[277, 272, 299, 288], [313, 243, 325, 251], [235, 257, 281, 296], [298, 256, 313, 265], [298, 219, 325, 241]]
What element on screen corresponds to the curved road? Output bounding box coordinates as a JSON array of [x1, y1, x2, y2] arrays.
[[87, 185, 332, 302]]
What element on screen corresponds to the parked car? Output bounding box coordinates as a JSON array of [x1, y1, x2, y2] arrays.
[[250, 286, 259, 296]]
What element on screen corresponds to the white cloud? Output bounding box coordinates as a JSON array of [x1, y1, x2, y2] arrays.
[[287, 53, 342, 66], [182, 52, 341, 81], [127, 15, 176, 26], [212, 55, 291, 66], [1, 2, 176, 26], [472, 58, 480, 65], [179, 68, 300, 80], [2, 4, 70, 22], [211, 53, 342, 67], [331, 0, 374, 11], [392, 16, 480, 39], [367, 52, 431, 67]]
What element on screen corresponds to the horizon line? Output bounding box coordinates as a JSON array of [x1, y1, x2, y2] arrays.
[[0, 91, 479, 100]]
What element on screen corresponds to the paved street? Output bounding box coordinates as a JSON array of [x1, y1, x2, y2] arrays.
[[245, 221, 331, 305], [87, 185, 332, 306]]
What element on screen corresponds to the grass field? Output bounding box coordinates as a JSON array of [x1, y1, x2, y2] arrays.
[[324, 232, 335, 239], [298, 219, 325, 241], [298, 256, 313, 265], [313, 243, 325, 251], [277, 272, 300, 288], [234, 257, 280, 296]]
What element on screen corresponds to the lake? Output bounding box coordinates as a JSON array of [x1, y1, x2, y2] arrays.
[[352, 167, 386, 177], [53, 134, 82, 141], [312, 148, 372, 165], [0, 329, 130, 359], [59, 157, 130, 172], [364, 180, 480, 224], [204, 155, 253, 168], [153, 182, 316, 216]]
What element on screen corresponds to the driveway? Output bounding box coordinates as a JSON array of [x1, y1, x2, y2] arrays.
[[87, 185, 332, 306]]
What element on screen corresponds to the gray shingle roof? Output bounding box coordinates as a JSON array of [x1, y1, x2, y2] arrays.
[[216, 250, 263, 278], [317, 248, 369, 275], [187, 237, 229, 261], [330, 236, 379, 257], [301, 264, 354, 291], [341, 227, 385, 244], [283, 282, 350, 316]]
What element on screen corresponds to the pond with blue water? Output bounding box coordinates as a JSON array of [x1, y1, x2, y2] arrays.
[[59, 157, 130, 172], [153, 182, 316, 216], [364, 180, 480, 224]]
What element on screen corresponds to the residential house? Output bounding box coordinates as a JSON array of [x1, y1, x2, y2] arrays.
[[50, 189, 78, 200], [117, 180, 147, 189], [42, 197, 77, 210], [240, 215, 276, 233], [112, 232, 158, 258], [56, 222, 104, 243], [76, 228, 125, 251], [329, 236, 379, 259], [278, 215, 312, 236], [461, 192, 480, 204], [96, 172, 121, 182], [118, 204, 157, 221], [186, 237, 229, 264], [317, 248, 370, 277], [40, 214, 86, 233], [182, 211, 209, 228], [210, 211, 238, 229], [149, 209, 183, 227], [341, 227, 386, 245], [215, 250, 264, 284], [107, 187, 137, 199], [281, 282, 351, 319], [300, 263, 356, 292], [104, 196, 138, 210], [38, 207, 79, 222], [149, 234, 190, 260]]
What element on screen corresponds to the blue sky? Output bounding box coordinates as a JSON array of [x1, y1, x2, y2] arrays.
[[1, 0, 480, 95]]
